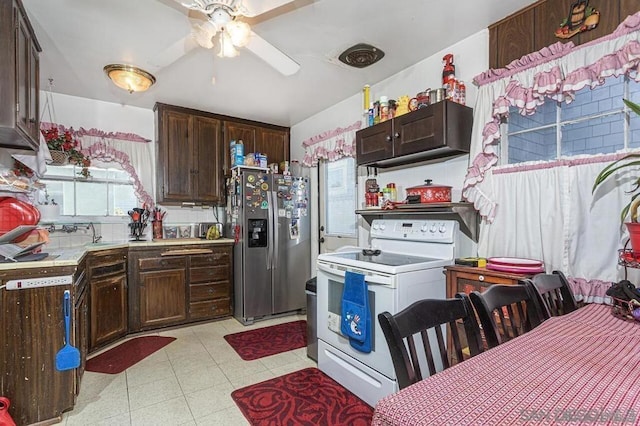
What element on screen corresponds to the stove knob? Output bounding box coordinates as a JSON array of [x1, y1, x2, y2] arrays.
[[439, 224, 447, 233], [372, 223, 379, 230], [429, 225, 437, 233], [420, 225, 428, 233], [379, 223, 386, 230]]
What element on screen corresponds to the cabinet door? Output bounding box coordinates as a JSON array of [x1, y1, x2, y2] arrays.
[[355, 120, 393, 165], [28, 42, 39, 140], [139, 268, 187, 328], [74, 285, 88, 395], [193, 115, 222, 203], [15, 9, 30, 138], [90, 273, 127, 350], [393, 105, 446, 157], [159, 110, 192, 202], [257, 127, 289, 166], [223, 121, 258, 172]]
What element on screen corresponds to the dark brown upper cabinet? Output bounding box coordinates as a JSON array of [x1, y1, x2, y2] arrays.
[[0, 0, 41, 150], [155, 103, 223, 205], [356, 100, 473, 168], [222, 119, 289, 174]]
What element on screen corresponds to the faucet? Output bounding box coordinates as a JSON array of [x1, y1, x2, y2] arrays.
[[87, 223, 102, 243]]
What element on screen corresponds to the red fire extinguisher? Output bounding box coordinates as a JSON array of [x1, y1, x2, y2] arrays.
[[0, 397, 16, 426], [442, 54, 456, 100]]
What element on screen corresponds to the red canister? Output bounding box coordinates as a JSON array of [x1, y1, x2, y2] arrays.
[[405, 179, 452, 203]]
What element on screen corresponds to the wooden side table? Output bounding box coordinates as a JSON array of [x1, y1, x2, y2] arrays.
[[444, 264, 533, 299], [444, 264, 535, 363]]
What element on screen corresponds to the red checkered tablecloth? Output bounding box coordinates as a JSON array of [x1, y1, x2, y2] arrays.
[[372, 304, 640, 425]]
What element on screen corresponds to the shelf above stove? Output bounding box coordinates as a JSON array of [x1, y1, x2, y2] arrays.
[[356, 202, 479, 241]]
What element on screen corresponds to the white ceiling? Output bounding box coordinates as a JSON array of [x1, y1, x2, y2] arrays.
[[22, 0, 536, 127]]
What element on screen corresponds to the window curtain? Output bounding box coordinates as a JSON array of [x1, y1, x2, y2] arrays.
[[463, 12, 640, 302], [41, 122, 154, 207], [302, 120, 361, 166]]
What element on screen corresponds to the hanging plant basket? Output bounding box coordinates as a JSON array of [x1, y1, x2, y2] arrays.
[[49, 150, 69, 166]]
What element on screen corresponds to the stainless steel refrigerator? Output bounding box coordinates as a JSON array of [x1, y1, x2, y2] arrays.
[[231, 168, 311, 325]]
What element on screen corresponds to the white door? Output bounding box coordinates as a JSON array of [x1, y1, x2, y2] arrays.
[[318, 157, 358, 253]]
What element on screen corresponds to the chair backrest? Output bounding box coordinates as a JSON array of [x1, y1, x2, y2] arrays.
[[529, 270, 578, 319], [378, 293, 483, 390], [469, 283, 544, 349]]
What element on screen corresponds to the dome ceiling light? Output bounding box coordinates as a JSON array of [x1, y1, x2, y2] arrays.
[[103, 64, 156, 94]]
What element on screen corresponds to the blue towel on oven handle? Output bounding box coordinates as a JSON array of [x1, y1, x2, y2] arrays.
[[341, 271, 371, 353]]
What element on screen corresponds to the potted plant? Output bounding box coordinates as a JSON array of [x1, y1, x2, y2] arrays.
[[593, 98, 640, 251], [42, 127, 91, 178]]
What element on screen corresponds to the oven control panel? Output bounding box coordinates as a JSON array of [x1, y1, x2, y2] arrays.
[[370, 220, 457, 242]]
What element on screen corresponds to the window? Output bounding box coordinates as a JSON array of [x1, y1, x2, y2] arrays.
[[503, 77, 640, 164], [41, 165, 138, 217], [323, 157, 357, 236]]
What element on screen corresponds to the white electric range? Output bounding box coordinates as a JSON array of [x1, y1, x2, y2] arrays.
[[316, 219, 462, 407]]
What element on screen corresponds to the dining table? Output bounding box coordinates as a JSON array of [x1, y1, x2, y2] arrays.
[[372, 304, 640, 425]]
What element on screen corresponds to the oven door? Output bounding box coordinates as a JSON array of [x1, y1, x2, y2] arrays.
[[316, 261, 396, 379]]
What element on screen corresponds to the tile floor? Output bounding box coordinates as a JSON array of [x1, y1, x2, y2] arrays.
[[60, 313, 314, 425]]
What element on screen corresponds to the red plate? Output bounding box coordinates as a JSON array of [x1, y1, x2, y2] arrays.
[[0, 197, 39, 242], [486, 262, 545, 274], [487, 257, 543, 267]]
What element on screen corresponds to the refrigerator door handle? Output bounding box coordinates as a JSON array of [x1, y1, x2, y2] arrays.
[[272, 191, 279, 267], [266, 189, 274, 270]]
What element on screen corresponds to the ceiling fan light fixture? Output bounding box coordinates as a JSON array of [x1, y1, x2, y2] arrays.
[[103, 64, 156, 93], [226, 20, 251, 47], [193, 20, 218, 48], [217, 32, 239, 58]]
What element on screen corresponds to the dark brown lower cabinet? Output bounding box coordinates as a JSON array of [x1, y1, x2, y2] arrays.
[[139, 267, 187, 328], [0, 265, 79, 425], [128, 243, 233, 332], [88, 249, 128, 351], [74, 258, 88, 395]]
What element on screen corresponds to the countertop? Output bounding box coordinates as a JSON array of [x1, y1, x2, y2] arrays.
[[0, 238, 235, 271]]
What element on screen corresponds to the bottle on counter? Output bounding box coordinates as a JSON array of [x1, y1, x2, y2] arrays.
[[387, 183, 397, 202]]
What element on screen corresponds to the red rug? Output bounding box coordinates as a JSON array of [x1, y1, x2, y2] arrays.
[[232, 368, 373, 426], [86, 336, 176, 374], [224, 320, 306, 361]]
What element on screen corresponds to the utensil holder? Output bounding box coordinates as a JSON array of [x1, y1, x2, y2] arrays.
[[152, 221, 163, 239]]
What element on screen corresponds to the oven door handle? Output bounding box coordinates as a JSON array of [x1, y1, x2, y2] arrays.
[[317, 262, 392, 286]]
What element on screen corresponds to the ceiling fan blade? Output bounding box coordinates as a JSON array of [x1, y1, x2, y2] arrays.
[[244, 30, 300, 76], [148, 34, 198, 70], [241, 0, 295, 17]]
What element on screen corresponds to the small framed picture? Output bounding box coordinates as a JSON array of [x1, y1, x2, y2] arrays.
[[163, 226, 178, 239]]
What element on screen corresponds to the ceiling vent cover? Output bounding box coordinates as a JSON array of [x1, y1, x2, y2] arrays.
[[338, 43, 385, 68]]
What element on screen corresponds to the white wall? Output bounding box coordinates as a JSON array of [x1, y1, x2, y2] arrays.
[[291, 29, 489, 268]]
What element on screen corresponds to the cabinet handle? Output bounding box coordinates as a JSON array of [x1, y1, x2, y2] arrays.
[[394, 132, 400, 138], [478, 275, 485, 282], [385, 135, 392, 142]]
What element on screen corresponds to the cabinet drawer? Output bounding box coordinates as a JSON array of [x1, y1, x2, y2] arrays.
[[190, 265, 229, 283], [138, 256, 187, 271], [191, 250, 231, 267], [189, 298, 231, 319], [455, 271, 518, 285], [190, 282, 230, 301]]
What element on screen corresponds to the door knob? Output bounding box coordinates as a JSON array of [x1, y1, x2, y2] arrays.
[[319, 237, 325, 243], [319, 226, 325, 232]]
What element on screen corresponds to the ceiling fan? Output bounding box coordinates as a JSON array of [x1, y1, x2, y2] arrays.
[[152, 0, 301, 76]]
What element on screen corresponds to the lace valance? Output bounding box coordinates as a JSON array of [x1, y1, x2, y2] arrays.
[[463, 12, 640, 221], [302, 121, 362, 167], [41, 122, 154, 206]]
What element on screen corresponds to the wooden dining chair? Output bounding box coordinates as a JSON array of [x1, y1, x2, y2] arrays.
[[378, 293, 483, 390], [528, 271, 578, 320], [469, 283, 545, 350]]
